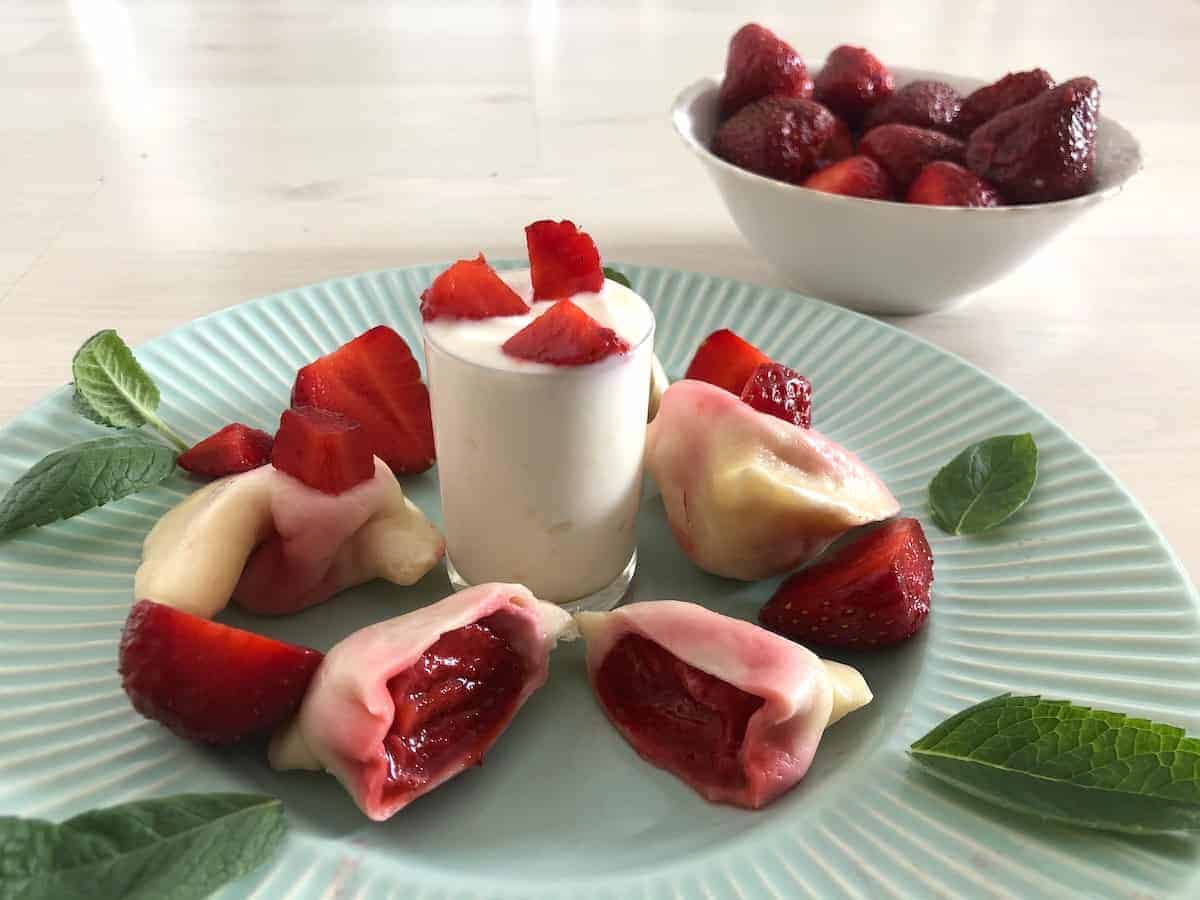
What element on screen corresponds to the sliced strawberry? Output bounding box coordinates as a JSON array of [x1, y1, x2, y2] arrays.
[[501, 299, 629, 366], [291, 325, 435, 474], [955, 68, 1054, 137], [272, 406, 375, 495], [907, 161, 1001, 207], [420, 254, 528, 322], [803, 155, 893, 200], [719, 23, 813, 120], [177, 423, 273, 478], [864, 79, 962, 133], [759, 517, 934, 649], [739, 362, 812, 428], [859, 124, 966, 192], [684, 329, 771, 395], [813, 45, 895, 127], [525, 220, 604, 301], [119, 599, 323, 744], [712, 96, 850, 185]]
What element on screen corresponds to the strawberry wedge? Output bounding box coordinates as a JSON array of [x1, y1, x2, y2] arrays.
[[684, 328, 771, 395], [420, 254, 529, 322], [272, 406, 376, 495], [177, 423, 274, 478], [525, 220, 605, 301], [502, 299, 629, 366]]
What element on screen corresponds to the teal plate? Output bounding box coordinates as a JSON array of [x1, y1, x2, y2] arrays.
[[1, 264, 1198, 899]]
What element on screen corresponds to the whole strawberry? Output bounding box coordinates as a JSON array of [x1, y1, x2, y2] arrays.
[[907, 161, 1001, 207], [813, 44, 895, 127], [956, 68, 1055, 137], [713, 96, 851, 185], [859, 124, 965, 191], [966, 77, 1100, 203], [759, 517, 934, 649], [719, 23, 813, 119], [864, 79, 962, 133]]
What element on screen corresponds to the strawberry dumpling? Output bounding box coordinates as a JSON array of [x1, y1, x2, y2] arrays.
[[646, 380, 898, 580], [268, 583, 573, 821], [135, 459, 444, 619], [577, 601, 871, 810]]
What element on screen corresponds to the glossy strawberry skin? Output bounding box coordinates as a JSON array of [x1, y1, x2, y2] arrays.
[[955, 69, 1054, 137], [502, 299, 629, 366], [419, 254, 528, 322], [291, 325, 435, 474], [813, 45, 895, 127], [759, 517, 934, 649], [684, 329, 772, 395], [864, 79, 962, 133], [712, 96, 851, 185], [272, 406, 376, 495], [739, 362, 812, 428], [119, 599, 323, 744], [907, 161, 1001, 207], [525, 220, 605, 301], [177, 423, 273, 478], [803, 155, 893, 200], [965, 77, 1100, 203], [719, 23, 813, 120], [859, 124, 966, 192]]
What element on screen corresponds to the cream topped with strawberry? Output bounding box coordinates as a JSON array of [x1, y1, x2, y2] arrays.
[[420, 222, 654, 608]]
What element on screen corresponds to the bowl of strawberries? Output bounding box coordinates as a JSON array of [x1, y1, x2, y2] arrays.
[[672, 24, 1142, 315]]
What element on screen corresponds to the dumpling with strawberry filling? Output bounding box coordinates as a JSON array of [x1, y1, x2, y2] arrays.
[[646, 379, 899, 580], [578, 601, 871, 810], [268, 583, 573, 820]]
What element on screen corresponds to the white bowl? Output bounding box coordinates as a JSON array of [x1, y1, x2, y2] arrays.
[[671, 66, 1143, 315]]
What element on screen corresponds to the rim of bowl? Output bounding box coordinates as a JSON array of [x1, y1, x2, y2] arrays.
[[670, 74, 1145, 213]]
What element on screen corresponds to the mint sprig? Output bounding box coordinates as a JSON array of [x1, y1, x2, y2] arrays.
[[72, 329, 188, 452], [910, 694, 1200, 834], [602, 266, 632, 289], [0, 433, 177, 538], [928, 433, 1038, 535], [0, 793, 285, 900]]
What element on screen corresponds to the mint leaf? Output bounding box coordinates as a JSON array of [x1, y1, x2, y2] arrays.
[[910, 694, 1200, 834], [72, 330, 187, 451], [602, 266, 632, 289], [928, 433, 1038, 534], [0, 793, 285, 900], [0, 433, 177, 538]]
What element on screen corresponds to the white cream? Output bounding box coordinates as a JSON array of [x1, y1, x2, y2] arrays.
[[423, 269, 654, 606]]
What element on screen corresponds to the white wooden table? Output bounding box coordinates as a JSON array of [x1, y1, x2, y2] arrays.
[[1, 1, 1196, 579]]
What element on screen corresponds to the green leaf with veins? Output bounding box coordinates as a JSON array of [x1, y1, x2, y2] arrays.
[[71, 329, 187, 450], [928, 433, 1038, 534], [602, 266, 632, 289], [909, 694, 1200, 834], [0, 793, 285, 900]]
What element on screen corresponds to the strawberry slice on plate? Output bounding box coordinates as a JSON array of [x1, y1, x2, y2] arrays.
[[272, 406, 376, 495], [739, 362, 813, 428], [119, 599, 323, 744], [420, 254, 528, 322], [291, 325, 435, 474], [759, 517, 934, 649], [502, 299, 629, 366], [177, 423, 273, 478], [525, 220, 605, 301], [684, 328, 771, 395]]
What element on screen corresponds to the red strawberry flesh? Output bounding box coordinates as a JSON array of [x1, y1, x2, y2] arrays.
[[291, 325, 435, 474], [684, 328, 771, 395], [955, 68, 1054, 137], [864, 79, 962, 133], [177, 423, 273, 478], [907, 161, 1001, 207], [383, 614, 527, 801], [739, 362, 813, 428], [859, 124, 966, 191], [272, 406, 376, 495], [419, 254, 528, 322], [712, 96, 850, 185], [119, 599, 323, 744], [759, 517, 934, 649], [813, 44, 895, 126], [719, 23, 812, 120], [525, 220, 604, 301], [595, 633, 765, 794], [803, 155, 893, 200], [501, 298, 629, 366]]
